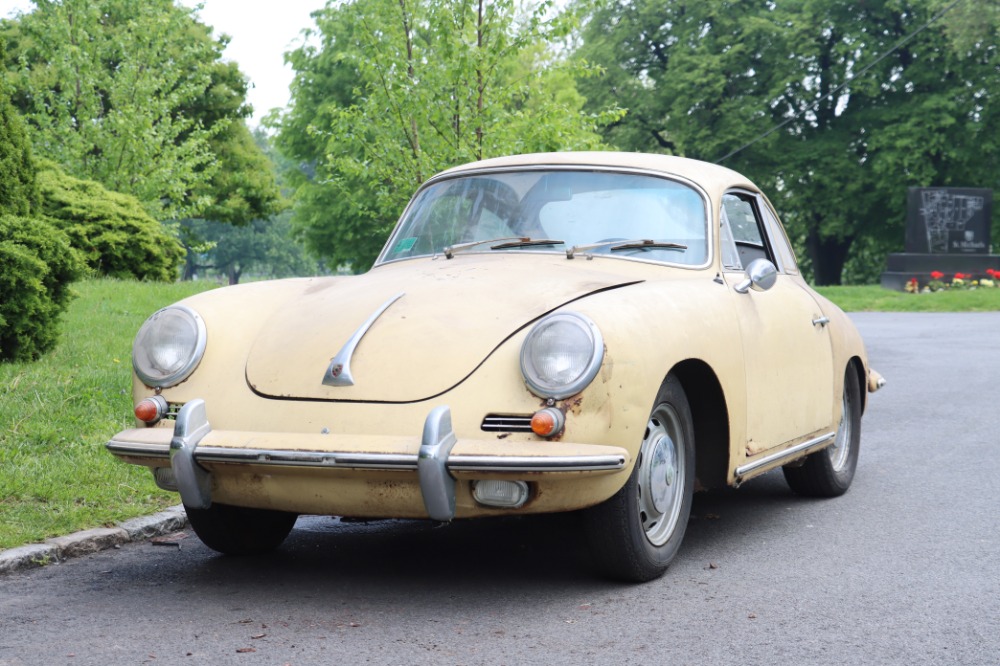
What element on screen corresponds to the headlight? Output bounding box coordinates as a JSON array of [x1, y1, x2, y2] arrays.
[[132, 305, 207, 388], [520, 312, 604, 399]]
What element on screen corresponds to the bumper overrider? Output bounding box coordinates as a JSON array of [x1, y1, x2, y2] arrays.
[[107, 400, 630, 521]]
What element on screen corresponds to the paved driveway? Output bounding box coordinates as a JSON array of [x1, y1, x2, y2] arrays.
[[1, 312, 998, 666]]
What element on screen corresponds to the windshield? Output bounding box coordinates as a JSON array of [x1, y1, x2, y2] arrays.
[[377, 170, 708, 266]]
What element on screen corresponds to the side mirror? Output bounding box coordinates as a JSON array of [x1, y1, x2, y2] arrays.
[[734, 258, 778, 294]]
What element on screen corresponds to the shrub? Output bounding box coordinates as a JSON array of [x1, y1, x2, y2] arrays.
[[0, 215, 84, 362], [37, 164, 185, 281]]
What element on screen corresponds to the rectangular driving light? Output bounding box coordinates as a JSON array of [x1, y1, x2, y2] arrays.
[[472, 480, 530, 509]]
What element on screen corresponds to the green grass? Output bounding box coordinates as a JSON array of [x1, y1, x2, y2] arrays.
[[2, 278, 998, 551], [0, 278, 216, 550], [816, 285, 1000, 312]]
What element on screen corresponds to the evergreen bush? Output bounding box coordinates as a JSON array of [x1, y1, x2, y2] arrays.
[[0, 215, 84, 361], [37, 165, 185, 281]]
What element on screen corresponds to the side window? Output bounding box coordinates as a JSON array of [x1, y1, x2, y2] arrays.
[[720, 193, 776, 271], [758, 199, 799, 274]]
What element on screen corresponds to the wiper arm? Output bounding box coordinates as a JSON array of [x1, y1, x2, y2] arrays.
[[566, 239, 687, 259], [443, 237, 525, 259], [490, 238, 564, 250], [443, 237, 564, 259]]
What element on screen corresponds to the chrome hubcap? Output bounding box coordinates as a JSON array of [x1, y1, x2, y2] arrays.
[[637, 405, 685, 546], [829, 390, 852, 471]]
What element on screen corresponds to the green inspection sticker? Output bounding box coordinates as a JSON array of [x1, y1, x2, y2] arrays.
[[393, 237, 417, 252]]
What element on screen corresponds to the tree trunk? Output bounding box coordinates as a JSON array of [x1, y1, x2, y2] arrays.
[[806, 229, 852, 286]]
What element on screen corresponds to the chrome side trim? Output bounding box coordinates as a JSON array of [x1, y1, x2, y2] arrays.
[[322, 292, 405, 387], [418, 406, 459, 522], [169, 399, 213, 510], [734, 431, 836, 479]]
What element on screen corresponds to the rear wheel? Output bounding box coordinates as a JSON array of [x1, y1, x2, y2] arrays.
[[584, 375, 695, 582], [185, 503, 298, 555], [783, 368, 861, 497]]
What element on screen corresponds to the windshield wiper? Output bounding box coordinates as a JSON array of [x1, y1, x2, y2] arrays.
[[611, 240, 687, 252], [566, 239, 688, 259], [443, 237, 564, 259], [490, 238, 564, 250]]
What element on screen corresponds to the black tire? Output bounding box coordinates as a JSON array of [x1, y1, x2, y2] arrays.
[[583, 375, 695, 582], [783, 368, 861, 497], [185, 503, 298, 555]]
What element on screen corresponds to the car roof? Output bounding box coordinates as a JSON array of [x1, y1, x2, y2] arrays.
[[436, 151, 760, 201]]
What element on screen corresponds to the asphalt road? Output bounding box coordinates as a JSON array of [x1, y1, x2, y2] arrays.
[[2, 313, 998, 666]]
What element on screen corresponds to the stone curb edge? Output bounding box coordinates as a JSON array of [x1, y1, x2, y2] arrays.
[[0, 505, 188, 575]]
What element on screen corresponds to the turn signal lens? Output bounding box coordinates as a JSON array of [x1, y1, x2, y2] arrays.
[[134, 396, 168, 424], [530, 407, 565, 437]]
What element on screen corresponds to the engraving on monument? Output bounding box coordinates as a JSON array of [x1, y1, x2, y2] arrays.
[[905, 188, 992, 254]]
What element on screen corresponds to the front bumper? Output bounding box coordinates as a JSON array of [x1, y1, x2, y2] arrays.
[[107, 400, 630, 521]]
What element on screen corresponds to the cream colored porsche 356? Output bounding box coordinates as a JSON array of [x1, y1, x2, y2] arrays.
[[108, 152, 883, 581]]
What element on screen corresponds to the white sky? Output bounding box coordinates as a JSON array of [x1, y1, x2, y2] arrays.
[[0, 0, 327, 127]]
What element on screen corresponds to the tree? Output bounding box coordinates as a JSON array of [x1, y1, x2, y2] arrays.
[[272, 0, 617, 271], [2, 0, 281, 225], [180, 129, 311, 284], [181, 213, 318, 285], [575, 0, 1000, 284], [0, 38, 82, 362], [0, 38, 38, 216]]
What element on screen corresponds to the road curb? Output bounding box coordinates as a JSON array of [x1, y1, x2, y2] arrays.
[[0, 505, 188, 575]]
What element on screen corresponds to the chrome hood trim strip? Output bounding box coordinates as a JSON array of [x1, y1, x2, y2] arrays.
[[322, 291, 405, 387]]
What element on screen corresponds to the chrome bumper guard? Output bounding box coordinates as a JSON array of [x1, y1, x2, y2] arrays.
[[169, 399, 212, 510], [109, 401, 628, 523]]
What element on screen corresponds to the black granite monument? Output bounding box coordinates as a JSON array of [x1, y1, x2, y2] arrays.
[[881, 187, 998, 290]]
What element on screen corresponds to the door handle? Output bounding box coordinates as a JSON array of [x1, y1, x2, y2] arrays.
[[812, 316, 830, 327]]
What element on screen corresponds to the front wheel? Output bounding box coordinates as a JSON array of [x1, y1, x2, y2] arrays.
[[783, 368, 862, 497], [185, 503, 298, 555], [583, 376, 695, 582]]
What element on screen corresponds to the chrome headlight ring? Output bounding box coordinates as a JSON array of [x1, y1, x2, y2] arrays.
[[132, 305, 207, 388], [520, 311, 604, 400]]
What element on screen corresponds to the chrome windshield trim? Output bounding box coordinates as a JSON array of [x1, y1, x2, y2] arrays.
[[322, 292, 405, 387], [734, 431, 836, 478], [374, 165, 714, 271]]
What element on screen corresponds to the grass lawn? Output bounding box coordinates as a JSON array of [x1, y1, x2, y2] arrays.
[[816, 284, 1000, 312], [1, 278, 997, 551], [0, 279, 216, 550]]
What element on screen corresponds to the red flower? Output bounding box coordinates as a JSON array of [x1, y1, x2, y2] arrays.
[[988, 268, 998, 277], [955, 272, 971, 280], [930, 271, 944, 280]]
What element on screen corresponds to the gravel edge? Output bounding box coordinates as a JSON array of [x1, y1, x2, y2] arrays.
[[0, 505, 188, 575]]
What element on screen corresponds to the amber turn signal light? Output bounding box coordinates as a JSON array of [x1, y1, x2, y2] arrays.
[[530, 407, 565, 437], [134, 395, 168, 424]]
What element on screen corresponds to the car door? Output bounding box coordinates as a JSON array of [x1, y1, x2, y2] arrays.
[[720, 191, 834, 456]]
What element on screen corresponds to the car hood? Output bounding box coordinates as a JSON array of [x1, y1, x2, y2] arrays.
[[245, 257, 641, 402]]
